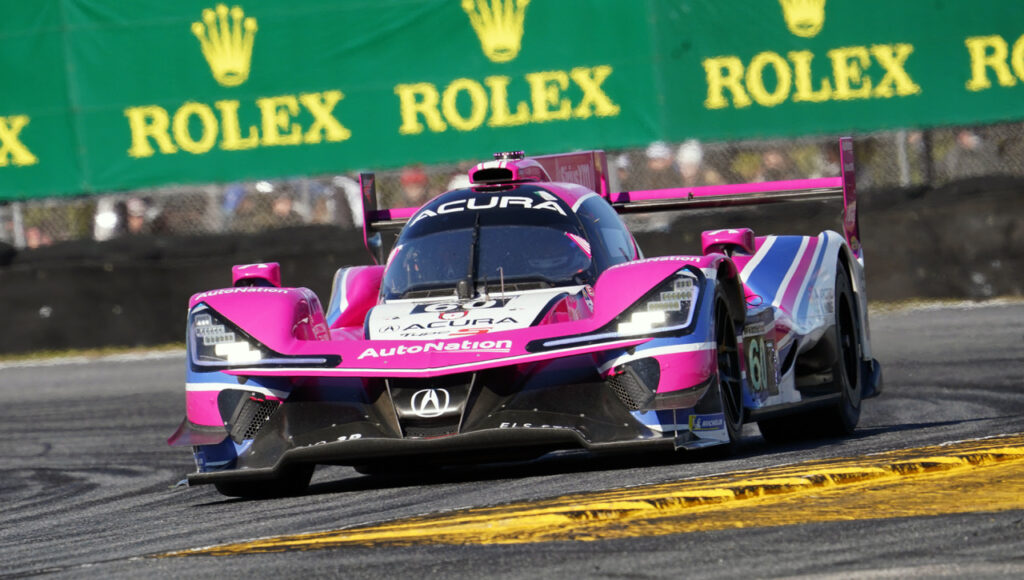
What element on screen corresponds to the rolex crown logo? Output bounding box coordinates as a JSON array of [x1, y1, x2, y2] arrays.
[[462, 0, 530, 63], [778, 0, 826, 38], [192, 4, 258, 87]]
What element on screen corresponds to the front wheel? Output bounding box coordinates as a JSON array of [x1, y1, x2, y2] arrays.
[[715, 291, 745, 450]]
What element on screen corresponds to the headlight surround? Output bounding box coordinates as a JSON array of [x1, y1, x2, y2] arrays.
[[530, 267, 704, 351], [610, 268, 701, 337], [188, 305, 333, 369]]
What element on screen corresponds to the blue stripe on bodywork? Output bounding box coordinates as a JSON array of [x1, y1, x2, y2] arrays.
[[796, 234, 830, 322], [744, 236, 804, 302]]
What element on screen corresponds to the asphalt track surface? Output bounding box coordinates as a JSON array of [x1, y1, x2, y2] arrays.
[[2, 301, 1023, 578]]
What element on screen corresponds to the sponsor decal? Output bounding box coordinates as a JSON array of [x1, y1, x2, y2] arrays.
[[377, 317, 517, 336], [499, 422, 571, 429], [192, 4, 257, 87], [778, 0, 825, 39], [398, 317, 516, 331], [439, 311, 468, 320], [744, 335, 778, 394], [357, 339, 513, 359], [394, 66, 619, 136], [704, 1, 921, 111], [193, 287, 288, 300], [0, 115, 38, 167], [689, 413, 726, 431], [392, 2, 617, 136], [581, 285, 594, 311], [462, 0, 529, 63], [410, 388, 451, 418], [125, 5, 351, 159], [411, 298, 510, 314], [449, 327, 491, 337], [409, 196, 566, 225]]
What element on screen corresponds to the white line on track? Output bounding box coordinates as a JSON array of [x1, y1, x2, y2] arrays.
[[0, 349, 184, 370]]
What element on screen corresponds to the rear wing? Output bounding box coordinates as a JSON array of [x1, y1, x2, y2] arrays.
[[610, 137, 860, 260], [358, 173, 412, 265], [360, 138, 859, 264]]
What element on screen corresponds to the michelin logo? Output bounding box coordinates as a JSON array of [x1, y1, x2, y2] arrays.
[[358, 339, 513, 359], [689, 413, 725, 431]]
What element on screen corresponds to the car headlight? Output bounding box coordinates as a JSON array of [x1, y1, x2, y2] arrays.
[[613, 270, 700, 337], [189, 305, 334, 368], [531, 268, 703, 351]]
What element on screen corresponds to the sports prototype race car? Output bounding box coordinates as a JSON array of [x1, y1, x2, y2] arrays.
[[169, 138, 882, 498]]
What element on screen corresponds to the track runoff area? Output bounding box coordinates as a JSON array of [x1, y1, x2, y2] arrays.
[[162, 433, 1024, 556]]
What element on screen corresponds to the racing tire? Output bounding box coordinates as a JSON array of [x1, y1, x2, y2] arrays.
[[759, 261, 863, 442], [213, 464, 315, 499], [715, 291, 745, 451]]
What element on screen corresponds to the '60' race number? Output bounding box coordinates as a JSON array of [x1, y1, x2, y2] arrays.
[[744, 335, 778, 395]]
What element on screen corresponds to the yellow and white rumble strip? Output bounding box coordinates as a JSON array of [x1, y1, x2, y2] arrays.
[[162, 433, 1024, 556]]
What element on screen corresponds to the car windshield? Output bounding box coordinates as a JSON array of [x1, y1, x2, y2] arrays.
[[382, 225, 593, 300]]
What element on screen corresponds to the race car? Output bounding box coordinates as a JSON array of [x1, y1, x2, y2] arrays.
[[169, 138, 882, 498]]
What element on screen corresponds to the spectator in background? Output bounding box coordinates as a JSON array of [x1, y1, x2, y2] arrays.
[[125, 197, 151, 235], [631, 141, 679, 190], [229, 188, 273, 233], [613, 153, 632, 191], [756, 148, 796, 182], [221, 183, 246, 228], [676, 139, 724, 187], [400, 165, 430, 207], [25, 226, 52, 248], [943, 129, 1000, 179], [811, 142, 842, 178], [446, 162, 473, 191], [271, 193, 303, 227]]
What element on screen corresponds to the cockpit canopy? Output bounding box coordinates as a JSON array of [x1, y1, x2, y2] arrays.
[[380, 185, 600, 300]]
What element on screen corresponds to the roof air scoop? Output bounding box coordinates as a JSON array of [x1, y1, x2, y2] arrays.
[[469, 152, 551, 185]]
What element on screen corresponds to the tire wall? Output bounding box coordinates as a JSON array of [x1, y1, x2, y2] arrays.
[[1, 179, 1021, 354]]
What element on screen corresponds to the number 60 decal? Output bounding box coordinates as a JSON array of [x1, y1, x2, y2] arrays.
[[744, 335, 778, 395]]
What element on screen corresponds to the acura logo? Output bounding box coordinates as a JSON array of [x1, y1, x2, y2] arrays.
[[410, 388, 451, 418]]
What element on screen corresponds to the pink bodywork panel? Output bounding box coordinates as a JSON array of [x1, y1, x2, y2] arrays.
[[331, 266, 384, 329], [654, 349, 716, 394], [701, 228, 756, 255], [190, 257, 709, 378], [231, 262, 281, 287]]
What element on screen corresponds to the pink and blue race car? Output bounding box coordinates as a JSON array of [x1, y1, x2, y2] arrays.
[[169, 138, 882, 498]]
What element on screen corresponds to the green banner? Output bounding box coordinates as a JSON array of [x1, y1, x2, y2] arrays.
[[2, 0, 1023, 200]]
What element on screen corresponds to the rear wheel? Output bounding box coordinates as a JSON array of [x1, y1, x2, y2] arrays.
[[213, 464, 314, 499], [759, 261, 862, 442]]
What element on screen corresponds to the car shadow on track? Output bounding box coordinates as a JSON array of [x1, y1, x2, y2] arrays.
[[198, 439, 782, 504], [191, 439, 767, 505], [193, 416, 1015, 504]]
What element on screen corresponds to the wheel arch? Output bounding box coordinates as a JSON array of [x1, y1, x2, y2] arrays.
[[715, 260, 746, 327], [836, 239, 873, 362]]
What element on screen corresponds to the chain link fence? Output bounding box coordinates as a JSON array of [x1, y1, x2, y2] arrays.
[[3, 122, 1023, 249]]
